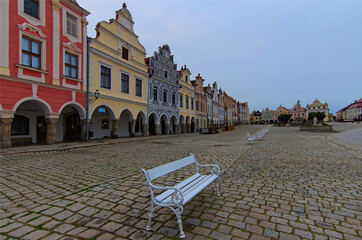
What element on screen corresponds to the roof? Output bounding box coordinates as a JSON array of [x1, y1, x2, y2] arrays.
[[347, 102, 362, 110]]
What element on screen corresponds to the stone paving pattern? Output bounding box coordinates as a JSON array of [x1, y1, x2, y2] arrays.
[[0, 124, 361, 239]]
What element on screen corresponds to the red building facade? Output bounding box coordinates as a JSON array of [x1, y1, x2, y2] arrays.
[[0, 0, 89, 148]]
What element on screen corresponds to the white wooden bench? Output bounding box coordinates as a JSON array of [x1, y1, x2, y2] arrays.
[[247, 133, 257, 144], [141, 153, 220, 238]]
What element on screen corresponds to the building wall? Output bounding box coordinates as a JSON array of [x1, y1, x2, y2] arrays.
[[179, 66, 195, 131], [147, 44, 179, 134], [0, 0, 89, 147], [89, 4, 148, 138], [306, 99, 329, 121]]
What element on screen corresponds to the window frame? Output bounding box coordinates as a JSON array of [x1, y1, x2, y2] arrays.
[[179, 95, 183, 108], [11, 115, 30, 136], [172, 93, 176, 105], [64, 52, 78, 79], [135, 78, 142, 97], [66, 12, 78, 37], [121, 73, 130, 94], [186, 97, 189, 109], [21, 36, 41, 69], [24, 0, 39, 19], [163, 90, 167, 103], [191, 98, 194, 110], [153, 86, 158, 101], [100, 65, 111, 89]]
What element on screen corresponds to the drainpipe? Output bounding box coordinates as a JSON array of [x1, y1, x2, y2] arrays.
[[86, 37, 91, 141]]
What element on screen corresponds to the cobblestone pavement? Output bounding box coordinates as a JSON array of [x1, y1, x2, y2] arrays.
[[0, 124, 361, 240]]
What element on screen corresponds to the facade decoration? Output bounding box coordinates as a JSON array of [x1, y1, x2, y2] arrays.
[[89, 3, 148, 139], [261, 108, 274, 124], [178, 65, 195, 133], [288, 100, 306, 121], [306, 99, 329, 122], [0, 0, 89, 148], [146, 45, 179, 135], [192, 74, 207, 130]]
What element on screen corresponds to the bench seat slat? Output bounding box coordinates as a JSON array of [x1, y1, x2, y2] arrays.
[[155, 173, 218, 205], [146, 156, 196, 181]]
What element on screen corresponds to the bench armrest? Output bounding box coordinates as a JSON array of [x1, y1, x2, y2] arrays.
[[195, 163, 220, 175], [142, 169, 184, 205]]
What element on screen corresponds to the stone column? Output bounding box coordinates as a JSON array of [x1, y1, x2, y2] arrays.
[[187, 123, 191, 133], [183, 123, 187, 133], [165, 123, 169, 135], [112, 120, 118, 138], [46, 118, 58, 145], [130, 120, 136, 137], [0, 118, 13, 148], [142, 124, 147, 137], [155, 124, 159, 136], [80, 119, 87, 141], [174, 124, 178, 134]]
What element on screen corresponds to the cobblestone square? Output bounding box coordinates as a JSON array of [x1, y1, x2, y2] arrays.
[[1, 124, 361, 239]]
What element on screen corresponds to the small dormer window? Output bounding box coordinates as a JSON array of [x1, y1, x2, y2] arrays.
[[185, 75, 188, 83], [66, 13, 77, 37], [122, 47, 129, 60]]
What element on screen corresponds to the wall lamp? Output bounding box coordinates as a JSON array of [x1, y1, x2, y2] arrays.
[[90, 89, 100, 103]]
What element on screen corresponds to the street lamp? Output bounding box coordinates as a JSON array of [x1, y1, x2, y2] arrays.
[[90, 89, 100, 103]]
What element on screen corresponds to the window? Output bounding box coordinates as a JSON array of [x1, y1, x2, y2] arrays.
[[66, 13, 77, 37], [185, 75, 188, 83], [24, 0, 39, 18], [163, 90, 167, 103], [22, 36, 40, 69], [196, 101, 199, 111], [65, 53, 78, 78], [135, 79, 142, 97], [121, 73, 129, 93], [11, 115, 29, 135], [153, 87, 158, 101], [100, 66, 111, 89], [172, 93, 176, 105], [180, 95, 183, 107], [186, 97, 189, 109], [122, 47, 129, 60], [164, 71, 168, 79]]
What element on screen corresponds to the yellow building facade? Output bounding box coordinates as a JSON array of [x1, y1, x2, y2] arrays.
[[89, 4, 148, 139], [179, 66, 196, 133], [274, 105, 289, 121]]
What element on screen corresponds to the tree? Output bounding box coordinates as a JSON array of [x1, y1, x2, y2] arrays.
[[278, 114, 292, 123], [308, 112, 326, 122]]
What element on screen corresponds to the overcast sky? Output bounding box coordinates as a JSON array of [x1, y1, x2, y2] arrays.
[[78, 0, 362, 114]]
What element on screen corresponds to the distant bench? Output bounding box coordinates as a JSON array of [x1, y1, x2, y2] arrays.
[[142, 153, 221, 238]]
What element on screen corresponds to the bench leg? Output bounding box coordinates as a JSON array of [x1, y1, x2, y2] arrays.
[[176, 207, 185, 239], [146, 203, 160, 231], [215, 178, 221, 196], [169, 206, 185, 238]]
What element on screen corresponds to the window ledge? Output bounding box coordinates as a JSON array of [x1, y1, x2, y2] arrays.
[[16, 64, 48, 74], [61, 75, 83, 82]]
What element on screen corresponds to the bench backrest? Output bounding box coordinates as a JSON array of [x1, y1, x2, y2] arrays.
[[145, 154, 196, 181]]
